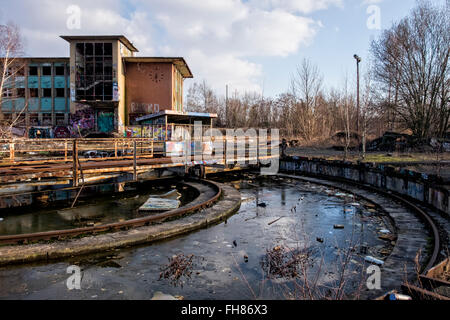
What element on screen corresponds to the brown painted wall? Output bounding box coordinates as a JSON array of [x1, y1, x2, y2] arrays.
[[125, 62, 173, 124]]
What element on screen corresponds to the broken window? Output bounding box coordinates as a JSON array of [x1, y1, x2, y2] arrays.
[[29, 113, 39, 126], [42, 113, 52, 126], [75, 42, 114, 101], [1, 113, 12, 124], [16, 67, 25, 76], [55, 113, 65, 125], [29, 88, 39, 98], [2, 88, 13, 98], [29, 66, 38, 76], [55, 88, 65, 97], [42, 88, 52, 98], [85, 43, 94, 56], [55, 66, 65, 76], [95, 43, 104, 56], [104, 43, 112, 56], [16, 88, 25, 98], [42, 66, 52, 76]]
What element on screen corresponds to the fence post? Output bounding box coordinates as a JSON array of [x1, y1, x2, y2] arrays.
[[151, 140, 154, 158], [9, 141, 14, 162], [115, 140, 118, 158], [64, 141, 68, 161], [133, 140, 137, 181], [72, 139, 78, 187]]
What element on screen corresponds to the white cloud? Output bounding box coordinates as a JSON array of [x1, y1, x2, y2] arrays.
[[362, 0, 383, 4], [0, 0, 340, 93], [248, 0, 343, 14]]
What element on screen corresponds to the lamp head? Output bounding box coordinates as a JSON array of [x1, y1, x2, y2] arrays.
[[354, 54, 361, 63]]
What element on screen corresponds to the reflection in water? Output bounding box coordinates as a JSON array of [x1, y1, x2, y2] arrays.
[[0, 180, 197, 236], [0, 174, 394, 300]]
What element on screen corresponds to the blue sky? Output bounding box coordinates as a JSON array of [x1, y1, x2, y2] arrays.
[[0, 0, 445, 97]]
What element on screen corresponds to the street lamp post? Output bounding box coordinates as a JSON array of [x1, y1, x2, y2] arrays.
[[354, 54, 361, 135], [353, 54, 365, 158]]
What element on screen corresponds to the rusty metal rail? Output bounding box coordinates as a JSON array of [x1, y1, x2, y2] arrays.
[[0, 137, 278, 186], [0, 179, 222, 245]]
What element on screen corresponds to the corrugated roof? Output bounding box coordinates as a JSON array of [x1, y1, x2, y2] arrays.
[[136, 110, 217, 122]]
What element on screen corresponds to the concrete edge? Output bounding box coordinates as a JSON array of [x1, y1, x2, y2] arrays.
[[0, 183, 241, 266]]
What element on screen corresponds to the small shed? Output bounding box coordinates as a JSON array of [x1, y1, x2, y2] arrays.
[[127, 110, 217, 140]]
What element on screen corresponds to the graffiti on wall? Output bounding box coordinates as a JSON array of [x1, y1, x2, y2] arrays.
[[29, 127, 53, 139], [53, 126, 71, 138], [124, 125, 172, 140], [69, 103, 95, 136], [130, 103, 160, 114]]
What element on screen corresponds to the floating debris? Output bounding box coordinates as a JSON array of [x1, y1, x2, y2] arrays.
[[268, 217, 284, 226], [159, 254, 195, 287], [388, 293, 412, 301], [379, 229, 391, 234], [335, 193, 349, 197], [139, 189, 181, 212], [257, 202, 267, 208], [316, 237, 324, 243], [379, 234, 397, 242], [261, 245, 309, 279], [364, 256, 384, 266], [151, 291, 178, 300], [333, 224, 345, 229], [349, 203, 361, 207]]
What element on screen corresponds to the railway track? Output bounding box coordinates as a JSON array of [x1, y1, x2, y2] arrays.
[[0, 179, 221, 245], [278, 171, 448, 299], [279, 172, 441, 274]]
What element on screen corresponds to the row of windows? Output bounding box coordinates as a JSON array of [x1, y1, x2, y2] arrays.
[[2, 88, 69, 98], [29, 65, 68, 76], [4, 65, 69, 77], [1, 113, 68, 126], [76, 43, 113, 57]]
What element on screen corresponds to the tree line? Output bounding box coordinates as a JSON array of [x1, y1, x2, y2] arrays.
[[186, 1, 449, 145]]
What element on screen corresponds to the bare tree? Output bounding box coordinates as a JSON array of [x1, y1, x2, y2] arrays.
[[371, 1, 449, 139], [0, 23, 25, 139], [360, 69, 377, 159], [291, 59, 323, 142], [336, 76, 353, 161]]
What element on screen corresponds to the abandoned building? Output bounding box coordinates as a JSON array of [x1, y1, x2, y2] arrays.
[[0, 35, 213, 138]]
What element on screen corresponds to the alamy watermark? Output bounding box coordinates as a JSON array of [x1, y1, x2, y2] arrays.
[[169, 122, 280, 175], [66, 5, 81, 30], [367, 5, 381, 30], [66, 265, 82, 290], [366, 265, 381, 290]]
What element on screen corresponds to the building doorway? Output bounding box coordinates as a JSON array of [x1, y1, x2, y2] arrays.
[[97, 111, 114, 133]]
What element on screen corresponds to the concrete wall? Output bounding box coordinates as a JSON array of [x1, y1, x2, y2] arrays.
[[280, 157, 450, 217]]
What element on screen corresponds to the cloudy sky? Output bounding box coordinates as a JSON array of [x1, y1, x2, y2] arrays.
[[0, 0, 445, 97]]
